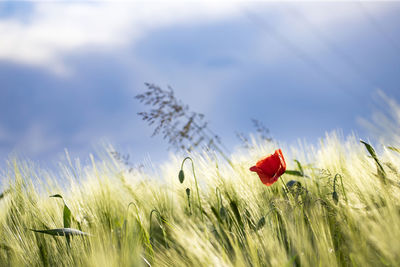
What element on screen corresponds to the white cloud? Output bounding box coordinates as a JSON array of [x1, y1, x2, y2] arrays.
[[0, 2, 243, 75], [0, 1, 395, 75]]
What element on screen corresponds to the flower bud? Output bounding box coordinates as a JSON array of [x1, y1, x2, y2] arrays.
[[332, 191, 339, 205], [179, 170, 185, 183], [219, 206, 227, 220], [256, 216, 266, 230]]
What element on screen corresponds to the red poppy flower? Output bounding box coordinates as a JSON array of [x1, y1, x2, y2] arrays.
[[250, 149, 286, 186]]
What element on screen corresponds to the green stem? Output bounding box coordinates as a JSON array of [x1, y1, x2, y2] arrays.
[[149, 209, 163, 231], [186, 189, 192, 215], [149, 209, 168, 248], [181, 157, 204, 221], [333, 175, 337, 193], [336, 174, 348, 203], [280, 177, 290, 195], [216, 187, 222, 211]]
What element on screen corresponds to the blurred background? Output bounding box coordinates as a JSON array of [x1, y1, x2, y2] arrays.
[[1, 1, 400, 169]]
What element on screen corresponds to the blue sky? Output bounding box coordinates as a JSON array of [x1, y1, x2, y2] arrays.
[[1, 1, 400, 169]]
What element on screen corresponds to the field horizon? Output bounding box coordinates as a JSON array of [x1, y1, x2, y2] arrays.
[[1, 122, 400, 266]]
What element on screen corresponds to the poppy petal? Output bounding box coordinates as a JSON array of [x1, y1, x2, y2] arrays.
[[250, 149, 286, 186], [249, 166, 258, 172]]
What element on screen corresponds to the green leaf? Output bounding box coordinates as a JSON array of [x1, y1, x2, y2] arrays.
[[285, 170, 304, 177], [50, 194, 73, 245], [63, 205, 72, 229], [49, 194, 63, 199], [387, 146, 400, 154], [360, 142, 400, 188], [294, 160, 304, 175], [360, 140, 386, 179], [30, 228, 89, 236], [50, 194, 72, 229], [360, 140, 378, 158]]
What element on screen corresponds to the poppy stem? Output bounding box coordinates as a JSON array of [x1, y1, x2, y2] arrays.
[[280, 177, 290, 194], [186, 188, 192, 215], [149, 209, 168, 248], [181, 157, 204, 222]]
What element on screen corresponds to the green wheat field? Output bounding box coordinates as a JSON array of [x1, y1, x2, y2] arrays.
[[1, 132, 400, 267]]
